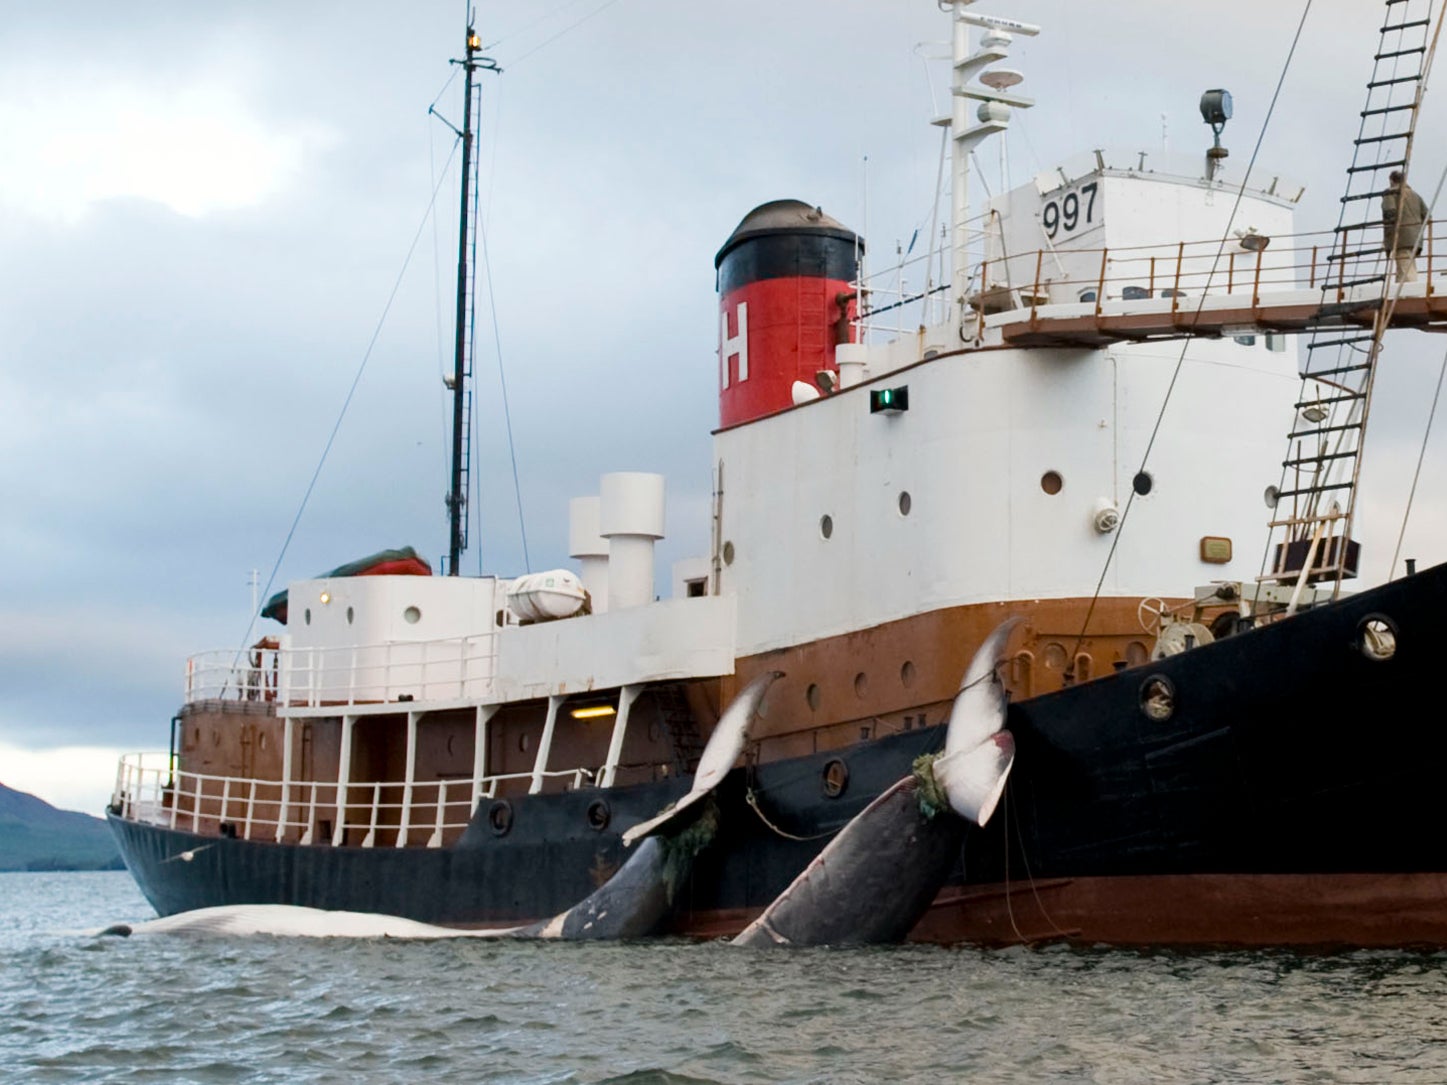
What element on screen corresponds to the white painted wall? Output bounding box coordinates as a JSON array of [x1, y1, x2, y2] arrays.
[[713, 162, 1305, 655], [283, 576, 503, 703], [278, 575, 736, 706], [716, 334, 1296, 655], [287, 575, 503, 650], [985, 157, 1300, 304], [494, 596, 736, 702]]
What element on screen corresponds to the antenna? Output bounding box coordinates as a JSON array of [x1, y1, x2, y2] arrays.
[[442, 24, 500, 576], [858, 154, 868, 340], [944, 2, 1038, 320]]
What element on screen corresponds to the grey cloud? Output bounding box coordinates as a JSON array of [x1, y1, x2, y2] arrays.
[[2, 0, 1444, 761]]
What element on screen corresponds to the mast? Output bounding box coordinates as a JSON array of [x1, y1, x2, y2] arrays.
[[945, 2, 1037, 326], [446, 26, 479, 577], [949, 5, 973, 312], [445, 26, 496, 576]]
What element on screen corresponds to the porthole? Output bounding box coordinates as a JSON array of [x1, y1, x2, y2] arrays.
[[346, 606, 355, 625], [1357, 614, 1398, 662], [446, 734, 456, 756], [722, 541, 736, 566], [1041, 471, 1063, 495], [822, 758, 850, 799], [853, 672, 869, 698], [1133, 471, 1154, 497], [1139, 675, 1176, 722], [586, 800, 611, 832], [258, 733, 268, 752], [403, 605, 422, 625], [488, 800, 513, 837], [519, 732, 531, 753], [304, 608, 312, 626], [900, 660, 917, 688], [898, 491, 912, 516], [647, 718, 661, 743], [820, 515, 834, 540], [1043, 642, 1068, 669], [806, 683, 821, 711]]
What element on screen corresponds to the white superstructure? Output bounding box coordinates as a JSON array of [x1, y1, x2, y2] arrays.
[[716, 157, 1304, 656]]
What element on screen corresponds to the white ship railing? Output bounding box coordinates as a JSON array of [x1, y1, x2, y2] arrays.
[[111, 752, 588, 849], [856, 220, 1442, 340], [184, 632, 500, 708]]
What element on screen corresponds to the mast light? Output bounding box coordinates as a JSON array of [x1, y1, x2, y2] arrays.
[[1200, 89, 1232, 180], [1200, 89, 1232, 132]]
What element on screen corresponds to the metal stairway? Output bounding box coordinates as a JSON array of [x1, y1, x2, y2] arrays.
[[1264, 0, 1441, 599]]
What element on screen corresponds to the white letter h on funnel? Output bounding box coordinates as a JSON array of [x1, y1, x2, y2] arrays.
[[720, 301, 748, 388]]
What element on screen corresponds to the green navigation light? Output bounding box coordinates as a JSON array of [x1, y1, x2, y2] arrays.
[[870, 386, 909, 414]]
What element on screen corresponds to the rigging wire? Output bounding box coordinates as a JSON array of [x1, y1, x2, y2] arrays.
[[1261, 0, 1446, 596], [430, 117, 452, 495], [476, 204, 532, 574], [429, 65, 462, 113], [1391, 342, 1447, 579], [482, 0, 595, 51], [1264, 0, 1443, 596], [232, 139, 463, 671], [1389, 158, 1447, 579], [504, 0, 625, 67], [456, 63, 530, 574], [1065, 0, 1314, 674]]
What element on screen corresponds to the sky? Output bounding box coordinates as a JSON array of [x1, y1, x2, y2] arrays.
[[2, 0, 1443, 815]]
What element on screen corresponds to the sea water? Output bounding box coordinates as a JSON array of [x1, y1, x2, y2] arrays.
[[3, 872, 1446, 1084]]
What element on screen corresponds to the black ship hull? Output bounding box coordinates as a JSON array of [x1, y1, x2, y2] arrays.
[[110, 563, 1447, 946]]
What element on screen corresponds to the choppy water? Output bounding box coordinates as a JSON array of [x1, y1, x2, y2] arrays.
[[4, 872, 1447, 1083]]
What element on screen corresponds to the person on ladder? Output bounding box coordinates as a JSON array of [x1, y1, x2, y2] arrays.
[[1382, 169, 1429, 283]]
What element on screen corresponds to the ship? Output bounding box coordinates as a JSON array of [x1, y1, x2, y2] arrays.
[[108, 0, 1447, 946]]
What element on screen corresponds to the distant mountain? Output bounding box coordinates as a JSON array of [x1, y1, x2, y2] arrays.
[[0, 783, 124, 872]]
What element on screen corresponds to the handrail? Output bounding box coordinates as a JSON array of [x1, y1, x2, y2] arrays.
[[184, 630, 501, 708], [110, 752, 593, 849], [853, 219, 1442, 338]]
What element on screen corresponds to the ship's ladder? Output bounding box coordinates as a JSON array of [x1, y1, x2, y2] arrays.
[[1263, 0, 1443, 601]]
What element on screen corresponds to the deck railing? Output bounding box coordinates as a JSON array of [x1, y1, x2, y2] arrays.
[[112, 753, 589, 849], [184, 631, 500, 708], [857, 219, 1439, 340]]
